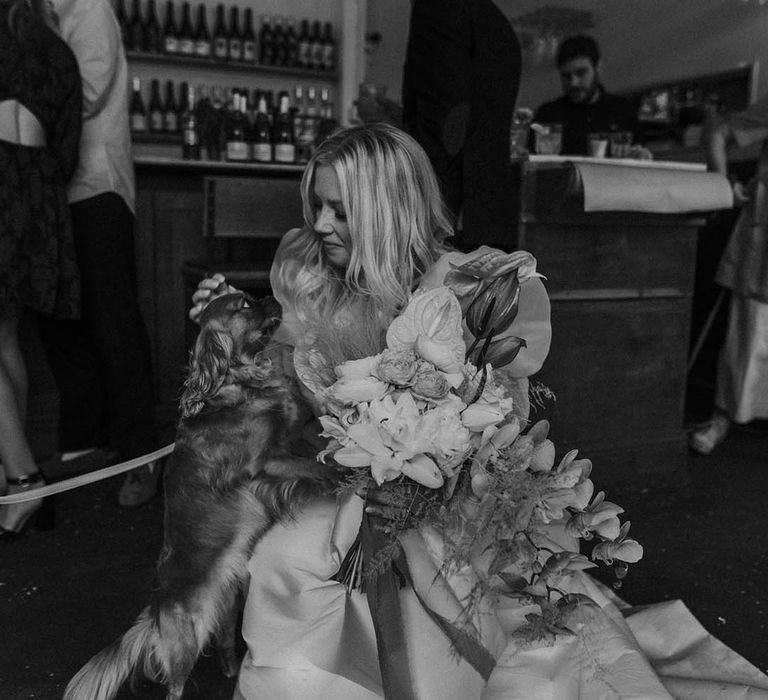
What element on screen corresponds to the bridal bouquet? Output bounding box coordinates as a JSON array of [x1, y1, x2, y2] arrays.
[[306, 250, 643, 677]]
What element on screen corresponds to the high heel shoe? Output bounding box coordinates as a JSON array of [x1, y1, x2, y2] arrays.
[[0, 472, 46, 536]]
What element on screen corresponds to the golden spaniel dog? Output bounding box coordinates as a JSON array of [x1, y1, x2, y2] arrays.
[[64, 293, 332, 700]]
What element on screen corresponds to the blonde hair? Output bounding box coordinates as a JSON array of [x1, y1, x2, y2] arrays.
[[273, 123, 453, 333]]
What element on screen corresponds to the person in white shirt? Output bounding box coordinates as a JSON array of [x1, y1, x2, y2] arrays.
[[41, 0, 161, 505]]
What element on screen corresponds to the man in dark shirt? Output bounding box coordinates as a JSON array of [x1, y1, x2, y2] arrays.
[[534, 35, 639, 156]]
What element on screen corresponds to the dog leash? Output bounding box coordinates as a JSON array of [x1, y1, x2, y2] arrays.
[[0, 443, 175, 505]]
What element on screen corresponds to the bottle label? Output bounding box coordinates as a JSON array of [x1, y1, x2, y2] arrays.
[[298, 42, 311, 67], [184, 128, 199, 146], [164, 36, 178, 53], [195, 40, 211, 57], [323, 45, 334, 71], [229, 39, 242, 61], [164, 112, 178, 132], [180, 38, 195, 54], [243, 41, 256, 62], [252, 143, 272, 162], [131, 114, 147, 132], [274, 143, 295, 163], [150, 111, 164, 131], [312, 44, 324, 68], [226, 140, 249, 161], [214, 37, 227, 58]]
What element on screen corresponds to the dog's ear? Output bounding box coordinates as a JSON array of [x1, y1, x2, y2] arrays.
[[180, 325, 234, 418]]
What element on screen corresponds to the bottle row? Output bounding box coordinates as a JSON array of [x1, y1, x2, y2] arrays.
[[129, 78, 338, 164], [116, 0, 336, 71]]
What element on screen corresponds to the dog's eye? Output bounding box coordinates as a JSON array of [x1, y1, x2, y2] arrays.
[[242, 301, 251, 309]]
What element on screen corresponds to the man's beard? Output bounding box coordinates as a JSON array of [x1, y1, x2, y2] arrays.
[[569, 83, 600, 105]]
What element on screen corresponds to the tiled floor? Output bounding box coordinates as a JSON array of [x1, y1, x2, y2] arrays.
[[1, 421, 767, 699]]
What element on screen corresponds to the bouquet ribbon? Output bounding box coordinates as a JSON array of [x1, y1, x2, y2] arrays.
[[360, 512, 497, 699]]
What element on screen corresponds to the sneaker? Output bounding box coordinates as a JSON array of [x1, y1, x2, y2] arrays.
[[688, 413, 730, 455], [118, 461, 161, 508]]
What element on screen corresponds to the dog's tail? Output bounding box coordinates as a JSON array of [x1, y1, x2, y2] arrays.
[[63, 607, 156, 700]]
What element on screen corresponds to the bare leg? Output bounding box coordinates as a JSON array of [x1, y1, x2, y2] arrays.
[[0, 315, 37, 479]]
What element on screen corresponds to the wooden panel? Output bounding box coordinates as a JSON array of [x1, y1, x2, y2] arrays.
[[535, 298, 691, 471], [203, 176, 303, 238], [153, 190, 208, 411], [521, 221, 697, 297]]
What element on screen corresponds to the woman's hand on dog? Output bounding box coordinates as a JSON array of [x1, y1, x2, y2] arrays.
[[189, 274, 239, 324]]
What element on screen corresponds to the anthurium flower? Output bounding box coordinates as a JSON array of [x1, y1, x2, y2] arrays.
[[444, 250, 542, 301], [592, 522, 644, 565], [386, 288, 465, 373]]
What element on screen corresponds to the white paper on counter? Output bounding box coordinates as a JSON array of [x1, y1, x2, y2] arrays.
[[575, 161, 733, 213]]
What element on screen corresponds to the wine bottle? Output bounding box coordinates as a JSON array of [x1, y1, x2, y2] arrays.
[[226, 92, 249, 161], [227, 6, 242, 62], [162, 0, 178, 54], [258, 15, 273, 65], [196, 84, 212, 158], [251, 93, 272, 163], [127, 0, 143, 51], [272, 15, 286, 66], [148, 78, 164, 132], [181, 84, 201, 160], [302, 85, 318, 156], [293, 85, 311, 165], [208, 85, 225, 161], [115, 0, 129, 49], [142, 0, 161, 52], [163, 80, 178, 132], [297, 19, 310, 69], [285, 17, 298, 67], [178, 1, 194, 55], [310, 20, 323, 71], [193, 4, 211, 57], [272, 91, 295, 164], [316, 87, 338, 144], [212, 4, 227, 60], [322, 22, 336, 71], [242, 8, 256, 63], [129, 76, 147, 133]]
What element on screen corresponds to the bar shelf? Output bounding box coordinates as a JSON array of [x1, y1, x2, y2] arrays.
[[126, 50, 337, 80]]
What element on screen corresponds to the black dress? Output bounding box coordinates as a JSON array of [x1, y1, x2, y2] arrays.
[[0, 14, 82, 319]]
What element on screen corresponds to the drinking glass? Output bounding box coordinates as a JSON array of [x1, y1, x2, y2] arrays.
[[534, 123, 562, 155]]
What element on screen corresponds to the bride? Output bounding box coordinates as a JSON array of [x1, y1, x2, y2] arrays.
[[191, 123, 768, 699]]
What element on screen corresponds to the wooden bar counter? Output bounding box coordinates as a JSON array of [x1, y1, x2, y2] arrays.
[[517, 157, 731, 479]]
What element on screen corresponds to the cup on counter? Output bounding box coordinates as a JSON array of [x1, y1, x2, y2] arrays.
[[509, 108, 533, 161], [588, 133, 609, 158], [608, 130, 634, 158], [532, 122, 562, 155]]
